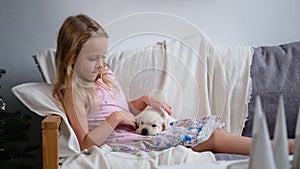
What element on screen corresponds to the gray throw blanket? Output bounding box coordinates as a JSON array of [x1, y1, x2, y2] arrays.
[[243, 41, 300, 139]]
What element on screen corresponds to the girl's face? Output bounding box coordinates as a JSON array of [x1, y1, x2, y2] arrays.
[[74, 36, 108, 82]]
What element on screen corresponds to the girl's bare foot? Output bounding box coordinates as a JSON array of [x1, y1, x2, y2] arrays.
[[288, 139, 295, 155]]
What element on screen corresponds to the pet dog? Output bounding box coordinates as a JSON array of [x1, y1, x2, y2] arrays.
[[135, 106, 176, 135]]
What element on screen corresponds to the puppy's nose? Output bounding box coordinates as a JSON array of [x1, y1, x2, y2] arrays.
[[141, 128, 148, 135]]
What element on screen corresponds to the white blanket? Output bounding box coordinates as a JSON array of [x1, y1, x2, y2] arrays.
[[213, 45, 253, 135], [61, 145, 216, 169], [107, 33, 253, 135]]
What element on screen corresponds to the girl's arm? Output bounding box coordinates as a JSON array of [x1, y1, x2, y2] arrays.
[[128, 95, 148, 115], [63, 88, 136, 150], [129, 95, 172, 116]]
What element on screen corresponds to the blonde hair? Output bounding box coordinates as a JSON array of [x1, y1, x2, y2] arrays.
[[53, 14, 111, 113]]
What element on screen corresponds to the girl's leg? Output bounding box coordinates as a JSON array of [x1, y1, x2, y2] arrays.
[[192, 129, 252, 155], [191, 129, 295, 155]]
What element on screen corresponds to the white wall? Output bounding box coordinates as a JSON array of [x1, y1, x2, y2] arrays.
[[0, 0, 299, 168], [2, 0, 300, 109]]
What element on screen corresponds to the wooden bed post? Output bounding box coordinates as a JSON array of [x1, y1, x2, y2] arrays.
[[41, 115, 61, 169]]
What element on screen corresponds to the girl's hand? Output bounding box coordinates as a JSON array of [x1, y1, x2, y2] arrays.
[[145, 95, 172, 115], [115, 111, 136, 130], [129, 95, 172, 115]]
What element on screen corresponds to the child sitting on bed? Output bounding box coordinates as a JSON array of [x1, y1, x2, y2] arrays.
[[52, 14, 295, 154]]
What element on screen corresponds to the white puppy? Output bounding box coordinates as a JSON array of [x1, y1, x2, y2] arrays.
[[135, 106, 176, 135]]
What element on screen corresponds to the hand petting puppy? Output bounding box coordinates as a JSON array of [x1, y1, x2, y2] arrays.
[[129, 95, 172, 116], [146, 95, 173, 115]]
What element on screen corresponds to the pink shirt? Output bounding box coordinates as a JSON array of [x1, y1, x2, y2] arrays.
[[87, 69, 142, 144], [88, 69, 129, 130]]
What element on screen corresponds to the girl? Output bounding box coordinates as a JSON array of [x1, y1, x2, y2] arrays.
[[53, 14, 294, 155]]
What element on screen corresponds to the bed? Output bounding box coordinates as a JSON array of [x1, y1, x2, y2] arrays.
[[11, 31, 300, 169]]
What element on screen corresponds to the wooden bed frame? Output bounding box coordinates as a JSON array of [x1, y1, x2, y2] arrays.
[[41, 114, 61, 169]]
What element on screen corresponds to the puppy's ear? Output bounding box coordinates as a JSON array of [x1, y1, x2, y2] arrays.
[[162, 121, 167, 131], [135, 117, 140, 127], [159, 107, 167, 118], [136, 115, 141, 121]]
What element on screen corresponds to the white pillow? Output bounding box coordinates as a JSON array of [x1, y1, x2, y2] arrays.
[[11, 83, 81, 157]]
